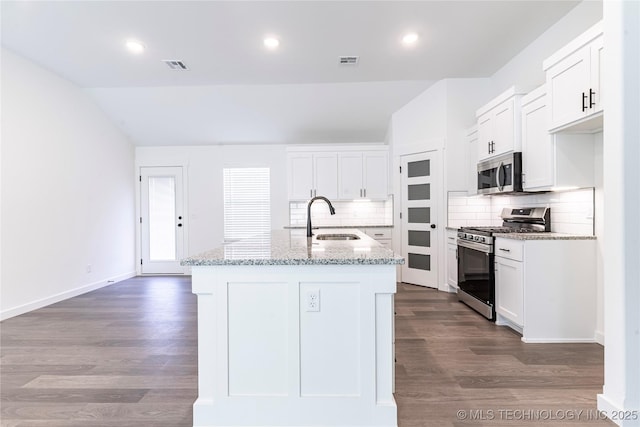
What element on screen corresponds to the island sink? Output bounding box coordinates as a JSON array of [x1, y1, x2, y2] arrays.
[[315, 233, 360, 240]]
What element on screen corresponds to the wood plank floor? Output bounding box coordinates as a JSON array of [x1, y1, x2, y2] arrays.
[[1, 277, 612, 426]]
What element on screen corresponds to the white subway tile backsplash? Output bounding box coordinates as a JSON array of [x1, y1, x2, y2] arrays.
[[289, 198, 393, 227], [447, 188, 595, 235]]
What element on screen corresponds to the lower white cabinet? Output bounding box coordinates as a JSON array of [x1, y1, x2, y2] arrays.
[[495, 256, 524, 327], [446, 229, 458, 289], [494, 237, 596, 342], [362, 228, 392, 248]]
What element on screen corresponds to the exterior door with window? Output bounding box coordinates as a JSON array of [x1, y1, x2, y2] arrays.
[[140, 167, 185, 274], [401, 152, 437, 288]]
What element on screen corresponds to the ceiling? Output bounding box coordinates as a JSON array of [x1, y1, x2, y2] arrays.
[[1, 1, 580, 146]]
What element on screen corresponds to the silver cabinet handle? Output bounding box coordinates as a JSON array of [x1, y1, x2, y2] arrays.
[[310, 189, 313, 198], [499, 248, 511, 252], [360, 189, 362, 197], [364, 188, 366, 197], [374, 233, 383, 236]]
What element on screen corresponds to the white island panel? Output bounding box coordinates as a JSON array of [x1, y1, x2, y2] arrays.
[[185, 229, 402, 427], [300, 281, 360, 397], [228, 282, 289, 397]]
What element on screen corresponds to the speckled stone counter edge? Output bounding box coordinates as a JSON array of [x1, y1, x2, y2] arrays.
[[495, 233, 597, 241], [181, 229, 404, 266]]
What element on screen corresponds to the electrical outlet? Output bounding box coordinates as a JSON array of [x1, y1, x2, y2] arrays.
[[305, 289, 320, 312]]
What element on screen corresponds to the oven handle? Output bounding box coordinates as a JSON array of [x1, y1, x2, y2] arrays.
[[496, 161, 505, 192], [457, 239, 492, 254]]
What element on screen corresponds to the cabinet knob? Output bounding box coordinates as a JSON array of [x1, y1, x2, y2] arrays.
[[430, 224, 436, 229]]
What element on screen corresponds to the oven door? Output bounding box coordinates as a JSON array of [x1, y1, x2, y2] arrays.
[[457, 240, 495, 319]]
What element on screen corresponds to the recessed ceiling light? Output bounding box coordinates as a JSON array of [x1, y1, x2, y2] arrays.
[[263, 37, 280, 49], [125, 39, 145, 54], [402, 32, 419, 46]]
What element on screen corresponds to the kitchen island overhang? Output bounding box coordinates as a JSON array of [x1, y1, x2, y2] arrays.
[[182, 229, 404, 427]]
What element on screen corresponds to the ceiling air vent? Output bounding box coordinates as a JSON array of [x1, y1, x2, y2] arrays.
[[162, 60, 189, 70], [339, 56, 359, 65]]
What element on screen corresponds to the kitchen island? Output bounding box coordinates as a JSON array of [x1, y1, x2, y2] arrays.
[[181, 229, 404, 427]]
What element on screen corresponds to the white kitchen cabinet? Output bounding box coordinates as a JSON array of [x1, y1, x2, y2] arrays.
[[287, 152, 338, 200], [493, 237, 596, 343], [521, 85, 595, 191], [466, 126, 478, 196], [476, 87, 525, 162], [446, 229, 458, 290], [339, 151, 389, 200], [363, 227, 392, 249], [543, 21, 603, 132], [494, 238, 524, 328]]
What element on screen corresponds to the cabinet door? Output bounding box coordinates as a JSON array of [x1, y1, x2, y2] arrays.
[[492, 99, 515, 157], [495, 256, 524, 327], [313, 153, 338, 200], [338, 153, 363, 200], [547, 45, 591, 130], [477, 113, 493, 161], [522, 95, 554, 190], [447, 244, 458, 287], [288, 153, 314, 200], [590, 36, 604, 115], [467, 129, 478, 196], [363, 151, 388, 199]]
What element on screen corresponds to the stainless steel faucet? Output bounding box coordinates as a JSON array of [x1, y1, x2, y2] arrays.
[[307, 196, 336, 237]]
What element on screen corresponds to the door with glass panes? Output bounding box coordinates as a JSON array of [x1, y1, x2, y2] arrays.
[[140, 167, 185, 274], [401, 152, 438, 287]]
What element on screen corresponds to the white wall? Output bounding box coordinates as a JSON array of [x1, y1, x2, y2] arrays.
[[598, 0, 640, 422], [490, 0, 603, 95], [135, 145, 289, 261], [1, 48, 136, 319]]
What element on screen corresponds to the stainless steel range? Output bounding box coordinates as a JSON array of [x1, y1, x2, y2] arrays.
[[457, 207, 550, 320]]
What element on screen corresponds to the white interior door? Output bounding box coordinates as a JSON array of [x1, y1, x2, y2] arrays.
[[401, 152, 438, 288], [140, 166, 185, 274]]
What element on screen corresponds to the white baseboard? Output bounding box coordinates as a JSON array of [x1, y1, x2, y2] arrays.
[[598, 394, 623, 426], [0, 271, 136, 321], [521, 337, 597, 343], [595, 330, 605, 345]]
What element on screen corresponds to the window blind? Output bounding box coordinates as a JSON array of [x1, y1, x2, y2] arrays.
[[223, 168, 271, 241]]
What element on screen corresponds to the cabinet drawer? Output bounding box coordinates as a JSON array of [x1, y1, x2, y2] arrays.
[[363, 228, 392, 240], [494, 238, 523, 261], [377, 239, 392, 249]]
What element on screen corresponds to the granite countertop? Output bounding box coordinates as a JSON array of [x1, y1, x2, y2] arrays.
[[284, 225, 393, 229], [181, 229, 404, 266], [495, 233, 597, 241]]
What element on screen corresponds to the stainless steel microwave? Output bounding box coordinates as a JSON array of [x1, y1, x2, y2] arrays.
[[477, 152, 523, 195]]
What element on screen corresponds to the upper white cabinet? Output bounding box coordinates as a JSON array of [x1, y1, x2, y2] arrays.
[[287, 152, 338, 200], [466, 126, 478, 196], [476, 87, 526, 162], [543, 21, 603, 132], [339, 151, 389, 200], [521, 85, 595, 191], [287, 147, 388, 201]]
